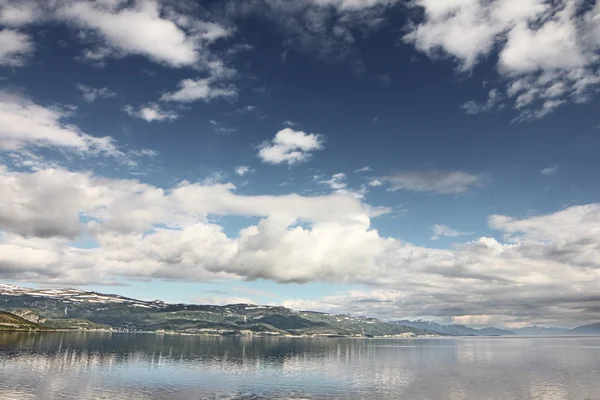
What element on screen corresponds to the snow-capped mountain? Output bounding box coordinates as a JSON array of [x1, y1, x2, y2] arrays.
[[0, 284, 164, 309], [0, 284, 428, 336]]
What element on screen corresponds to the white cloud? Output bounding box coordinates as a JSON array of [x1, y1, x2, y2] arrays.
[[123, 103, 178, 122], [318, 172, 367, 199], [0, 0, 41, 27], [498, 2, 586, 74], [281, 201, 600, 326], [355, 166, 372, 173], [161, 77, 237, 103], [58, 0, 231, 69], [0, 29, 33, 66], [541, 165, 559, 176], [405, 0, 600, 120], [258, 128, 324, 165], [381, 170, 484, 194], [368, 178, 383, 187], [234, 166, 253, 176], [76, 84, 116, 103], [431, 224, 472, 241], [0, 164, 371, 239], [319, 172, 347, 190], [0, 164, 377, 284], [0, 90, 118, 154]]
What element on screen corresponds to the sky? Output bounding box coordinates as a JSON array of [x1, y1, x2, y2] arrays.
[[1, 0, 600, 329]]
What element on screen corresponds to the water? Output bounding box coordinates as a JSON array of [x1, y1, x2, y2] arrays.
[[1, 333, 600, 399]]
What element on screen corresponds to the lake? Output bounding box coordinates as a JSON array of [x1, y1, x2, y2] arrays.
[[1, 332, 599, 399]]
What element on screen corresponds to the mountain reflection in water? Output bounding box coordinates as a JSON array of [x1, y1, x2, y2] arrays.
[[1, 332, 599, 399]]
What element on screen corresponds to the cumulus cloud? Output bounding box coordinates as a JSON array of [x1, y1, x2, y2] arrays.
[[123, 103, 178, 122], [3, 165, 600, 326], [0, 29, 33, 66], [380, 170, 484, 194], [161, 77, 237, 103], [0, 164, 378, 284], [405, 0, 600, 120], [258, 128, 324, 165], [76, 84, 116, 103], [431, 224, 472, 241], [283, 203, 600, 326]]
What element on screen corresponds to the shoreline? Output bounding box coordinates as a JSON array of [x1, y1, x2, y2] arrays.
[[0, 328, 440, 338]]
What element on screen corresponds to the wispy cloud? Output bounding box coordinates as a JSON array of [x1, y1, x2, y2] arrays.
[[76, 84, 116, 103], [431, 224, 473, 240], [380, 170, 485, 194], [541, 165, 559, 176], [0, 29, 33, 67]]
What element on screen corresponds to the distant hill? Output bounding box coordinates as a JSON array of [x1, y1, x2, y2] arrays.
[[570, 323, 600, 335], [0, 284, 431, 337], [391, 320, 517, 336], [393, 319, 600, 337], [513, 326, 570, 335], [477, 327, 518, 336], [0, 311, 41, 331]]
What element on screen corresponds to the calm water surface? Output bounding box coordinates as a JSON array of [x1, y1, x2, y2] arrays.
[[1, 332, 600, 399]]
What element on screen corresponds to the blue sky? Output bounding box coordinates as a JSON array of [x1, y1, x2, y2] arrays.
[[1, 0, 600, 328]]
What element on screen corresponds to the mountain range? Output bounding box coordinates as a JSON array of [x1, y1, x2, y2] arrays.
[[1, 284, 599, 337], [391, 320, 600, 336], [0, 284, 428, 337]]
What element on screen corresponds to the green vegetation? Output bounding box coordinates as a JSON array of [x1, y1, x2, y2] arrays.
[[0, 311, 41, 331], [0, 291, 432, 337]]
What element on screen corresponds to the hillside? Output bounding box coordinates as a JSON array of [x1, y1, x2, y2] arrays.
[[0, 311, 41, 331], [0, 284, 431, 337]]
